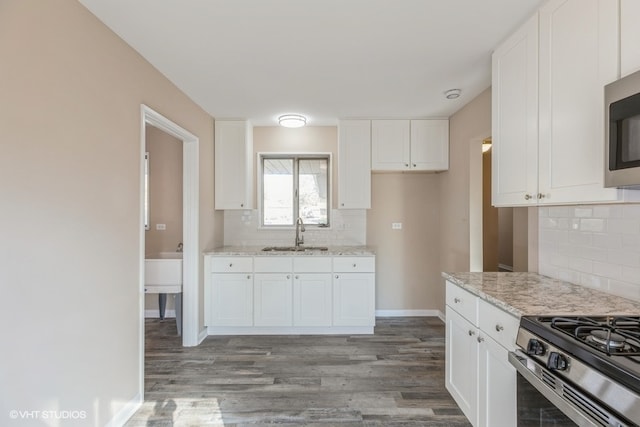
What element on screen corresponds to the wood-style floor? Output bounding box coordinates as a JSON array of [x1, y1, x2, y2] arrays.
[[125, 317, 471, 426]]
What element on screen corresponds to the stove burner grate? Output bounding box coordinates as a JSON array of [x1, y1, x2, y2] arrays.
[[548, 316, 640, 357]]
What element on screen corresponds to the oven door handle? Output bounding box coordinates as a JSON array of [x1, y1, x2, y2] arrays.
[[508, 351, 603, 427]]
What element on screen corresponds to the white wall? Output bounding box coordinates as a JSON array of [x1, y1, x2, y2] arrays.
[[539, 204, 640, 302]]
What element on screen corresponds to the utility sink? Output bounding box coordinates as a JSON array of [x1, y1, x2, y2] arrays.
[[262, 246, 329, 252]]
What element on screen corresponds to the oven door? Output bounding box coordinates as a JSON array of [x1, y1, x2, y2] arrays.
[[509, 351, 613, 427]]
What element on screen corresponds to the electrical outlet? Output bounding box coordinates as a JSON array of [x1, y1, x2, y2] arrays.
[[392, 222, 402, 230], [156, 223, 166, 230]]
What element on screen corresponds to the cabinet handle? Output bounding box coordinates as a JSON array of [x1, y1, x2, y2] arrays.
[[468, 330, 475, 336], [335, 275, 339, 279], [412, 163, 416, 168], [247, 275, 251, 279], [240, 203, 244, 207], [537, 193, 545, 199], [287, 275, 290, 279], [353, 263, 357, 268], [477, 336, 485, 343], [495, 324, 504, 332], [295, 275, 299, 279], [405, 163, 409, 168], [454, 297, 461, 303], [341, 203, 345, 207], [229, 263, 233, 267], [524, 194, 532, 200]]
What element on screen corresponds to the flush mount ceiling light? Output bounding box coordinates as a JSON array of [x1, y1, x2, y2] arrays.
[[444, 89, 462, 99], [278, 114, 307, 128]]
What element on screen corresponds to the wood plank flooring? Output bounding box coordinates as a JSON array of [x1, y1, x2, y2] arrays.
[[125, 317, 471, 426]]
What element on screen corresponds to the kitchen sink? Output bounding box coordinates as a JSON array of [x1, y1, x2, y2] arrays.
[[262, 246, 329, 252]]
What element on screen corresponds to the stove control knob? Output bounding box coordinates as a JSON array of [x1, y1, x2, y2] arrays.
[[547, 352, 568, 371], [526, 339, 546, 356]]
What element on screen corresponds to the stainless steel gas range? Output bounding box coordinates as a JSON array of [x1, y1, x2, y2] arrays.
[[509, 316, 640, 427]]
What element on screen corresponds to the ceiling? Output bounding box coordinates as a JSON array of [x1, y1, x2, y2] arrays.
[[79, 0, 543, 126]]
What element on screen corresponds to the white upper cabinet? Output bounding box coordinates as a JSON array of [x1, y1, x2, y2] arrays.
[[214, 120, 253, 210], [538, 0, 619, 205], [338, 120, 371, 209], [492, 0, 624, 207], [410, 120, 449, 171], [492, 13, 539, 206], [621, 0, 640, 77], [371, 120, 411, 170], [371, 119, 449, 171]]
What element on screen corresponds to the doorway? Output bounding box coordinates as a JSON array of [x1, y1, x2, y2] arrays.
[[139, 105, 200, 396], [469, 136, 528, 272]]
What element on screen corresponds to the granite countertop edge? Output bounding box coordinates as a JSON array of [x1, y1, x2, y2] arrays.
[[442, 271, 640, 318], [204, 245, 376, 256]]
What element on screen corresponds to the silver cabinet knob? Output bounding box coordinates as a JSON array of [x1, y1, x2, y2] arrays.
[[468, 330, 476, 336], [524, 194, 532, 200], [537, 193, 545, 199], [495, 324, 504, 332], [454, 297, 461, 303], [295, 275, 299, 279], [335, 275, 339, 279], [240, 203, 244, 207], [229, 263, 233, 267], [412, 163, 416, 167], [477, 336, 485, 343], [287, 275, 290, 279], [246, 275, 251, 279], [353, 263, 357, 268]]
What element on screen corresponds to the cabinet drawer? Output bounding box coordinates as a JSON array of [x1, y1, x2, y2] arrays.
[[254, 257, 292, 272], [446, 281, 478, 325], [478, 298, 519, 351], [333, 256, 375, 272], [294, 257, 332, 273], [211, 256, 253, 273]]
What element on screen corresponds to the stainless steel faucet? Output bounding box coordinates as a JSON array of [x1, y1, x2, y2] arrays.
[[295, 217, 305, 248]]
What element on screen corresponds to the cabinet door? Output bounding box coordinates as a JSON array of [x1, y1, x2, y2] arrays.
[[338, 120, 371, 209], [477, 334, 516, 427], [621, 0, 640, 77], [210, 273, 253, 326], [371, 120, 411, 171], [214, 120, 253, 209], [492, 14, 539, 207], [538, 0, 619, 204], [445, 306, 478, 426], [254, 273, 293, 326], [410, 120, 449, 171], [332, 273, 375, 326], [293, 273, 332, 326]]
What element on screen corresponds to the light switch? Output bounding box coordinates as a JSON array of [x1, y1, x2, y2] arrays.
[[392, 222, 402, 230], [156, 224, 166, 230]]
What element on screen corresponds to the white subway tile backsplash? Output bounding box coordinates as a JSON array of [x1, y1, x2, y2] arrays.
[[539, 203, 640, 302], [223, 209, 367, 247]]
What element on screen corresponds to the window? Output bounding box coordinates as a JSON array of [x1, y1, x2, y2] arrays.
[[261, 155, 330, 227]]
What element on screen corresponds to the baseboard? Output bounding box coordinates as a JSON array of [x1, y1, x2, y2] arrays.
[[198, 327, 208, 344], [207, 326, 374, 336], [105, 392, 142, 427], [375, 309, 444, 319], [145, 309, 176, 319]]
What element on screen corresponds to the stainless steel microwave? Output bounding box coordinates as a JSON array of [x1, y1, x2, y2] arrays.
[[605, 68, 640, 188]]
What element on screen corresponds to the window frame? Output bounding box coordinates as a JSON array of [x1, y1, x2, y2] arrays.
[[258, 152, 332, 229]]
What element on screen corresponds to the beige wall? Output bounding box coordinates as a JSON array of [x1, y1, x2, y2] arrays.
[[513, 207, 529, 271], [0, 0, 221, 424], [438, 88, 492, 309], [367, 173, 442, 311], [145, 126, 183, 255], [482, 149, 499, 271], [498, 208, 514, 269]]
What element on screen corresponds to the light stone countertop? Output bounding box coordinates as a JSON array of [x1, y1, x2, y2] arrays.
[[442, 272, 640, 317], [204, 245, 376, 257]]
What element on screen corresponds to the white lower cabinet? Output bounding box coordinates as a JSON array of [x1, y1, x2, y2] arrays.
[[254, 273, 293, 326], [333, 273, 375, 326], [209, 273, 253, 326], [205, 254, 375, 334], [445, 306, 479, 426], [477, 333, 516, 427], [293, 273, 332, 326], [445, 281, 518, 427]]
